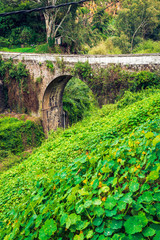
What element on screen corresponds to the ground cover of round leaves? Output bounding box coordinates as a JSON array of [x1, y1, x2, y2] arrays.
[[0, 92, 160, 240]]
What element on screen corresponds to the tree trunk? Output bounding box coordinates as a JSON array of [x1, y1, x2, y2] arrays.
[[43, 10, 56, 41]]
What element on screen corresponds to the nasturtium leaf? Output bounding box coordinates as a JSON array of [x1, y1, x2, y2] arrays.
[[35, 215, 43, 228], [112, 233, 123, 240], [104, 228, 114, 236], [113, 214, 124, 220], [78, 189, 89, 196], [104, 196, 117, 210], [93, 179, 99, 189], [100, 186, 110, 193], [95, 223, 104, 233], [145, 132, 154, 139], [155, 203, 160, 215], [129, 233, 145, 240], [124, 212, 148, 235], [94, 206, 105, 217], [66, 217, 71, 229], [109, 220, 123, 230], [86, 230, 94, 239], [73, 233, 84, 240], [101, 166, 111, 173], [138, 191, 153, 203], [97, 235, 106, 240], [93, 199, 102, 206], [129, 181, 139, 192], [140, 183, 150, 193], [113, 192, 123, 200], [39, 219, 57, 240], [69, 213, 80, 225], [132, 202, 143, 211], [154, 192, 160, 201], [76, 205, 84, 214], [39, 230, 50, 240], [112, 178, 117, 186], [105, 207, 117, 217], [117, 201, 126, 211], [93, 217, 103, 226], [129, 158, 137, 164], [153, 231, 160, 240], [92, 234, 99, 240], [124, 217, 142, 235], [142, 227, 156, 237], [84, 200, 92, 208], [76, 221, 89, 230], [153, 135, 160, 147], [146, 171, 159, 182], [121, 193, 133, 204], [60, 213, 68, 226]]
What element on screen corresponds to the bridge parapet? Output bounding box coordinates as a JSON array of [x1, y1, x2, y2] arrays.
[[0, 52, 160, 67]]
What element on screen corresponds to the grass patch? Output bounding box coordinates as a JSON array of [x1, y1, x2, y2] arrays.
[[0, 43, 62, 54]]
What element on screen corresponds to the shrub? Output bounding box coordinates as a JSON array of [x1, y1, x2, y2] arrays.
[[0, 117, 44, 154], [134, 40, 160, 53], [88, 38, 122, 55]]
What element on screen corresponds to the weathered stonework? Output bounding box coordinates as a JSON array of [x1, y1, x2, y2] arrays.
[[0, 52, 160, 133], [0, 80, 5, 113]]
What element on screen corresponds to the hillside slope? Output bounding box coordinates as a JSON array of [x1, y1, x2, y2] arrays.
[[0, 92, 160, 239]]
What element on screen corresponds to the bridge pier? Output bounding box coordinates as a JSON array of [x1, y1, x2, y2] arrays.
[[42, 75, 72, 134], [0, 80, 5, 113]]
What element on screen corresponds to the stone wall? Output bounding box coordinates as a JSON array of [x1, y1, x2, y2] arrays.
[[0, 80, 5, 113]]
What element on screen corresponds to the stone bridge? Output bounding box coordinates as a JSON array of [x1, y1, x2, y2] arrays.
[[0, 52, 160, 133]]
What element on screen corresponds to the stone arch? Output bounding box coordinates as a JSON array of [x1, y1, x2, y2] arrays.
[[42, 75, 72, 134]]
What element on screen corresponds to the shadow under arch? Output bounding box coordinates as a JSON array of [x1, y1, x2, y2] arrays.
[[42, 75, 72, 134]]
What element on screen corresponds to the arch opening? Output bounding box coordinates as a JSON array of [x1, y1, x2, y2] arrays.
[[42, 75, 97, 134], [62, 77, 97, 127], [42, 75, 72, 133]]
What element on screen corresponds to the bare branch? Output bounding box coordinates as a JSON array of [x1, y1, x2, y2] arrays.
[[54, 5, 71, 37]]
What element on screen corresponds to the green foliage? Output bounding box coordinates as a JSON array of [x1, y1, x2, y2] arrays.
[[56, 57, 65, 72], [88, 38, 122, 55], [0, 1, 45, 47], [0, 91, 160, 239], [63, 78, 97, 125], [0, 150, 31, 174], [0, 117, 44, 154], [115, 0, 160, 51], [45, 60, 55, 72], [73, 62, 160, 105], [117, 88, 160, 109], [73, 61, 92, 80], [36, 76, 43, 84], [133, 39, 160, 53]]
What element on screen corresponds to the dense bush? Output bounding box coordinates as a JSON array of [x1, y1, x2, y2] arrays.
[[0, 117, 44, 154], [73, 62, 160, 105], [133, 40, 160, 54], [117, 88, 160, 109], [0, 91, 160, 239]]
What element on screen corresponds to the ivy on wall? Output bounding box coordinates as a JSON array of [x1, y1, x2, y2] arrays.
[[0, 56, 39, 113], [73, 62, 160, 106]]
